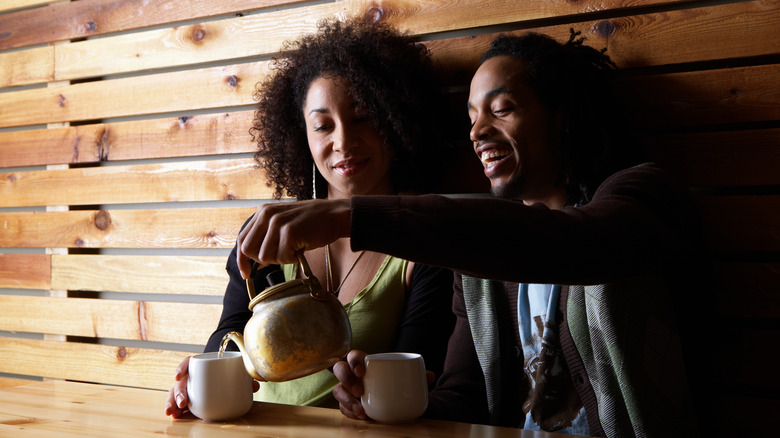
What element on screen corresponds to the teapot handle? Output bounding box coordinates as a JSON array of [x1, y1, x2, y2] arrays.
[[297, 252, 329, 301], [245, 260, 265, 301]]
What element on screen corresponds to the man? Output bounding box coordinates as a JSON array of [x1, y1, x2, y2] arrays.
[[237, 31, 706, 437]]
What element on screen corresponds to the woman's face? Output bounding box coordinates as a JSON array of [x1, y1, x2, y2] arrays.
[[303, 76, 394, 199]]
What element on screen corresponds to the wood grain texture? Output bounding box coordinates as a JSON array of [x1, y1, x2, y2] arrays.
[[697, 195, 780, 252], [0, 295, 220, 344], [0, 338, 196, 390], [716, 262, 780, 319], [622, 64, 780, 127], [0, 111, 256, 168], [0, 207, 256, 249], [0, 0, 51, 14], [0, 254, 51, 289], [0, 0, 310, 50], [0, 61, 268, 129], [649, 129, 780, 187], [51, 254, 229, 295], [426, 0, 780, 81], [0, 158, 268, 208], [4, 1, 760, 87], [0, 46, 53, 88], [51, 5, 331, 82]]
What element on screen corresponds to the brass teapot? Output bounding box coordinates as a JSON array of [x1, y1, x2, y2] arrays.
[[223, 253, 352, 382]]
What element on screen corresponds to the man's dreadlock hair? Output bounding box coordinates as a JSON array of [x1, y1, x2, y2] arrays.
[[481, 30, 645, 205]]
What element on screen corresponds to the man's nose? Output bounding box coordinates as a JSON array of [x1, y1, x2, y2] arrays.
[[470, 113, 494, 142]]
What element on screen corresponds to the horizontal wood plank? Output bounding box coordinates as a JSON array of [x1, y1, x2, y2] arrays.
[[716, 328, 780, 391], [0, 46, 53, 88], [0, 61, 268, 129], [0, 207, 256, 249], [707, 395, 780, 437], [622, 64, 780, 128], [5, 1, 771, 87], [649, 129, 780, 187], [0, 254, 50, 289], [697, 195, 780, 252], [0, 337, 197, 390], [426, 0, 780, 82], [51, 254, 229, 295], [0, 295, 220, 344], [716, 262, 780, 319], [0, 0, 50, 14], [0, 0, 309, 50], [1, 158, 269, 208], [52, 4, 331, 83], [48, 0, 699, 83], [0, 111, 255, 168]]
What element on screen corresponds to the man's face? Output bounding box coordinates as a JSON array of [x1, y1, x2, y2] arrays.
[[467, 55, 562, 203]]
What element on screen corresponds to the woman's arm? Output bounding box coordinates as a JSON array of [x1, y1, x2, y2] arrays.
[[391, 263, 456, 382]]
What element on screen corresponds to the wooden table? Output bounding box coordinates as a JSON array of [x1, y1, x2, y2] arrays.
[[0, 379, 583, 437]]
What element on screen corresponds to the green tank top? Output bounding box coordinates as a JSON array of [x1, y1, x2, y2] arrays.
[[254, 255, 408, 407]]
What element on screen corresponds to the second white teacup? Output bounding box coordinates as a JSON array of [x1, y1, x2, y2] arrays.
[[187, 352, 253, 422], [360, 352, 428, 423]]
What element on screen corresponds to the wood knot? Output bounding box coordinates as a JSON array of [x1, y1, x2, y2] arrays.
[[226, 75, 238, 88], [191, 25, 207, 43], [117, 347, 127, 360], [595, 20, 616, 37], [75, 238, 85, 247], [96, 127, 110, 161], [86, 21, 97, 32], [58, 94, 66, 108], [94, 210, 111, 230], [365, 7, 385, 23], [7, 173, 16, 183]]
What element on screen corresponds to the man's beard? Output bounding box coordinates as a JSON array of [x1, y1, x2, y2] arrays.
[[490, 175, 525, 200]]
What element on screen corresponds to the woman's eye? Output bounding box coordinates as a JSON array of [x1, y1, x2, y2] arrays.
[[313, 125, 331, 132]]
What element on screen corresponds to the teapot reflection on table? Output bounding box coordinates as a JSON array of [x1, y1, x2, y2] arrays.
[[223, 252, 352, 382]]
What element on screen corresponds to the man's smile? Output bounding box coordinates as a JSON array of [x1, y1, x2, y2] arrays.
[[480, 149, 512, 168]]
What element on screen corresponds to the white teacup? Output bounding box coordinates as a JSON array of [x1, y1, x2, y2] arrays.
[[360, 352, 428, 423], [187, 352, 253, 421]]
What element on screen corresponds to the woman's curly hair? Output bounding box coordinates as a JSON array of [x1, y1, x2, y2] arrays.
[[250, 18, 443, 200], [481, 30, 646, 206]]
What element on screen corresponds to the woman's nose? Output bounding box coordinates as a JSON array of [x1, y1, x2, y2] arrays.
[[332, 125, 357, 152]]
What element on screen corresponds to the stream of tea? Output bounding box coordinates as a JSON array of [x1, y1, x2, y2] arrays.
[[217, 334, 231, 358]]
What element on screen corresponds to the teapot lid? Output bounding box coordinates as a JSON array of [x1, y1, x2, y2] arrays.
[[246, 252, 330, 308]]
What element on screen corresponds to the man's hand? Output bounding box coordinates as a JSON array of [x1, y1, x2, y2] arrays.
[[237, 199, 352, 279], [332, 350, 369, 420]]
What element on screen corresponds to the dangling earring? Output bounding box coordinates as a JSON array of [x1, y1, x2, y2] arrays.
[[312, 163, 317, 200]]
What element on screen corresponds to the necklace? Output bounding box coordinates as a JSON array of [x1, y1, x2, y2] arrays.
[[325, 244, 366, 296]]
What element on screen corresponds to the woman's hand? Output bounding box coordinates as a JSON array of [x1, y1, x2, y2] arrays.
[[332, 350, 369, 420], [164, 356, 192, 418], [237, 199, 352, 279], [164, 355, 260, 418]]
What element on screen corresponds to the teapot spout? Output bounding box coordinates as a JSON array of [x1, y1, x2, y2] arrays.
[[223, 331, 265, 381]]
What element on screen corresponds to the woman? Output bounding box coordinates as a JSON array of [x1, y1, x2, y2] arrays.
[[165, 18, 454, 415]]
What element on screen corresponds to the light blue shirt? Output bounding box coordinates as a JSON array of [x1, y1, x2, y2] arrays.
[[517, 283, 590, 435]]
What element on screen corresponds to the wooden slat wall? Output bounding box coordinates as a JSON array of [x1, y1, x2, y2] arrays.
[[1, 0, 778, 434]]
